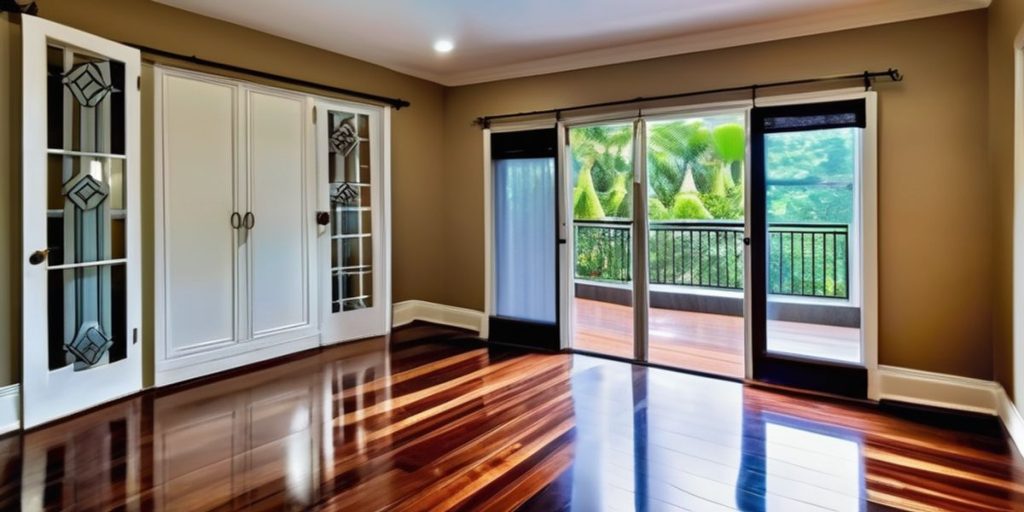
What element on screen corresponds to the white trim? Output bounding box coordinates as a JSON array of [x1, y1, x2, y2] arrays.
[[155, 335, 319, 386], [0, 385, 19, 435], [998, 388, 1024, 457], [877, 366, 1002, 415], [392, 300, 487, 335], [1012, 20, 1024, 426], [439, 0, 987, 85], [482, 128, 492, 339]]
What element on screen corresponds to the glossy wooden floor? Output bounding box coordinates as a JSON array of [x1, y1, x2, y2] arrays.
[[574, 298, 861, 378], [1, 323, 1021, 511]]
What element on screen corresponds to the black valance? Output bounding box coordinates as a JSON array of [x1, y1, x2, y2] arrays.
[[491, 128, 558, 159], [754, 99, 866, 134]]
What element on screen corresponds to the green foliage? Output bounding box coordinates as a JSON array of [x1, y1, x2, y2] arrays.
[[648, 197, 670, 220], [571, 124, 633, 219], [671, 193, 712, 220], [702, 186, 744, 220], [712, 123, 745, 163], [569, 117, 853, 225], [709, 165, 733, 196], [765, 128, 855, 223], [599, 173, 628, 217], [573, 165, 605, 220]]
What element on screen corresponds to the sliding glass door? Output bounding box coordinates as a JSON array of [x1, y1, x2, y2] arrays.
[[750, 99, 870, 398], [489, 128, 561, 350], [554, 95, 873, 395], [644, 112, 748, 378], [567, 122, 638, 360]]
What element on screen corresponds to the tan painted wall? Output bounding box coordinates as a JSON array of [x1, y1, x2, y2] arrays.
[[0, 0, 448, 386], [443, 11, 995, 379], [989, 0, 1024, 402], [0, 4, 1003, 387], [0, 14, 19, 386]]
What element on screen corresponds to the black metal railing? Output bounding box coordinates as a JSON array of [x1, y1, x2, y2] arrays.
[[574, 220, 850, 299]]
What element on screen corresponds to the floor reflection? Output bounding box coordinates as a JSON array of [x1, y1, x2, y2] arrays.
[[0, 324, 1021, 511]]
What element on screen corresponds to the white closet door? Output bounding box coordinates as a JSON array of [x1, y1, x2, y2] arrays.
[[246, 88, 315, 339], [158, 73, 241, 356]]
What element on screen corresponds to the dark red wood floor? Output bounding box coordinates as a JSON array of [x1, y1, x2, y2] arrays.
[[0, 322, 1022, 511]]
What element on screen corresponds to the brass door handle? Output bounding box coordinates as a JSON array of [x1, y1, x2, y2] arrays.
[[29, 248, 49, 265]]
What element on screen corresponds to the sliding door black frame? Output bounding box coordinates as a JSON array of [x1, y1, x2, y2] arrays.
[[488, 127, 562, 352], [749, 100, 868, 399]]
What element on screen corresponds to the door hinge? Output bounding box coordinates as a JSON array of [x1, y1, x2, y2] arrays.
[[137, 76, 141, 90], [312, 107, 317, 124], [133, 328, 138, 344]]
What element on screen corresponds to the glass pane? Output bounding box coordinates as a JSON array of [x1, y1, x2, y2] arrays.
[[494, 158, 556, 323], [327, 110, 373, 312], [46, 155, 126, 265], [47, 263, 127, 371], [645, 112, 747, 378], [764, 127, 861, 364], [570, 123, 635, 359], [47, 44, 126, 155]]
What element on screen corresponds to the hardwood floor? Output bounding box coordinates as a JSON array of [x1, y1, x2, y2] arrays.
[[573, 297, 861, 378], [1, 322, 1021, 511]]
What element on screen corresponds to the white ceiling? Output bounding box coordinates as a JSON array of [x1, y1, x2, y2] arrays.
[[154, 0, 989, 86]]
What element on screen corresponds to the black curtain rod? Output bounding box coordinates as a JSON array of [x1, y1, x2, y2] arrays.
[[126, 42, 411, 110], [476, 68, 902, 127]]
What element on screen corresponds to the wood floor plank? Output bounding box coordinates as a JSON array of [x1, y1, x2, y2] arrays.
[[1, 322, 1021, 511]]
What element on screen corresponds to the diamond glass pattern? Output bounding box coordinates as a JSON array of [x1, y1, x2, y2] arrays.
[[62, 61, 116, 108], [65, 173, 110, 211], [333, 182, 359, 204], [67, 321, 113, 367], [329, 122, 359, 157]]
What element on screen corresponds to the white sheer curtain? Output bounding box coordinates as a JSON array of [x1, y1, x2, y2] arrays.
[[494, 157, 556, 323]]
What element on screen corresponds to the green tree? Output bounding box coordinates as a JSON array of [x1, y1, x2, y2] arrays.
[[573, 164, 605, 219], [670, 168, 712, 219]]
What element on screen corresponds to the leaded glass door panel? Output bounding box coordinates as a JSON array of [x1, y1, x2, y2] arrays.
[[316, 100, 389, 344], [22, 16, 142, 428]]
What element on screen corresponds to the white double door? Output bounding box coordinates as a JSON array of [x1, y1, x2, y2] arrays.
[[157, 69, 320, 385], [156, 69, 390, 384]]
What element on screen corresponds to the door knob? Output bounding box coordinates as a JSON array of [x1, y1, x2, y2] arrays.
[[316, 211, 330, 226], [29, 248, 49, 265], [743, 237, 751, 246]]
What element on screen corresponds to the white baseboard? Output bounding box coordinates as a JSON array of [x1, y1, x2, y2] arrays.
[[392, 300, 486, 335], [0, 384, 20, 435], [877, 365, 1003, 415], [997, 388, 1024, 457]]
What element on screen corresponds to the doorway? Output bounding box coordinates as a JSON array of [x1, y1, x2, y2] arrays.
[[567, 111, 750, 379], [560, 94, 874, 393]]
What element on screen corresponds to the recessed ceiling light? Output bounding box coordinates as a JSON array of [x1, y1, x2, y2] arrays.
[[433, 40, 454, 53]]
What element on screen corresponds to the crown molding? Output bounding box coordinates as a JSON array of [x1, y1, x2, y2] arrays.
[[439, 0, 989, 86]]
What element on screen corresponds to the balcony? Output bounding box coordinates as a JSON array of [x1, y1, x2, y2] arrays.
[[572, 220, 860, 377]]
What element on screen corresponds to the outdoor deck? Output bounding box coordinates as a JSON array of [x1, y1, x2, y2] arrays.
[[572, 297, 861, 378]]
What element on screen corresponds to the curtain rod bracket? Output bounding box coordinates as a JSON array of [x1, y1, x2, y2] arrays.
[[863, 71, 871, 91], [751, 85, 758, 107]]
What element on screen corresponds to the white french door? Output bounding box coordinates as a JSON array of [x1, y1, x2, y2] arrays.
[[316, 100, 390, 344], [21, 16, 142, 428]]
